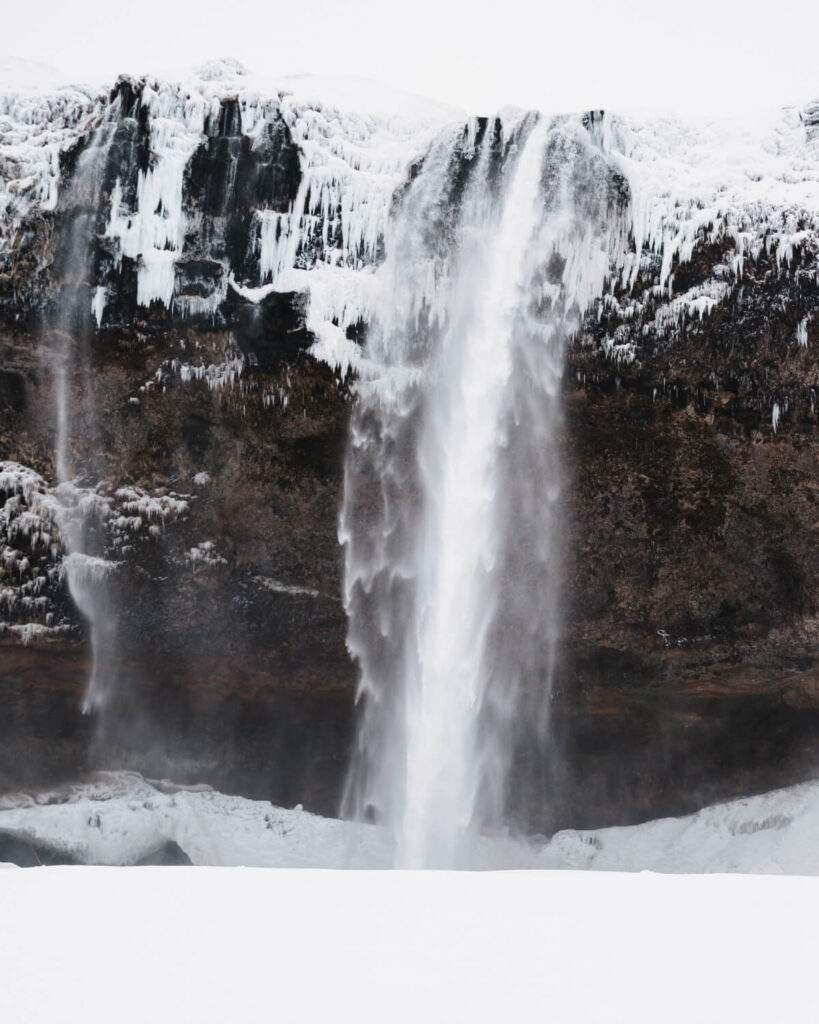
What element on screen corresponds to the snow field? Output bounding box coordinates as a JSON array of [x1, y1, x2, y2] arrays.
[[1, 867, 818, 1023]]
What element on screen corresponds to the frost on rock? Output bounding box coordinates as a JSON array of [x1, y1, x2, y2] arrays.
[[4, 622, 73, 646], [1, 59, 461, 377], [0, 461, 66, 634], [0, 81, 103, 260], [60, 551, 120, 585], [114, 487, 189, 523], [104, 81, 217, 308], [3, 62, 819, 377], [187, 541, 227, 570], [0, 459, 192, 643], [252, 574, 321, 599], [91, 59, 457, 367], [581, 103, 819, 356], [154, 354, 245, 393]]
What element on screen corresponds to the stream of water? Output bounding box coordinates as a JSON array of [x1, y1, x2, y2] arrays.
[[50, 121, 119, 714], [341, 112, 627, 866]]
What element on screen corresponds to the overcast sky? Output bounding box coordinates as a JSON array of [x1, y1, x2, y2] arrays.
[[4, 0, 818, 116]]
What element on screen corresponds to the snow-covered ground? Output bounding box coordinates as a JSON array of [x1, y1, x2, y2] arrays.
[[1, 866, 817, 1023], [3, 770, 819, 873]]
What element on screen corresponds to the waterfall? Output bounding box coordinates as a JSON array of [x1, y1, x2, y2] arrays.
[[49, 119, 120, 713], [341, 112, 629, 866]]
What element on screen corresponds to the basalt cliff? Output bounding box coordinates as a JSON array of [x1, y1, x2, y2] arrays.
[[2, 59, 819, 832]]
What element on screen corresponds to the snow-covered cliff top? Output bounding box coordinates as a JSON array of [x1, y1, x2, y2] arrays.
[[0, 56, 460, 235], [2, 57, 819, 371]]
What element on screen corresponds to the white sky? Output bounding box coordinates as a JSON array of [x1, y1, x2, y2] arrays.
[[3, 0, 818, 116]]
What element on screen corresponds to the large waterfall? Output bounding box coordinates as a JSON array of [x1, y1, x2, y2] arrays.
[[341, 112, 629, 867], [4, 61, 819, 889]]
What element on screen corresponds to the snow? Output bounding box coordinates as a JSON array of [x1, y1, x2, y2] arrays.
[[539, 783, 819, 875], [98, 59, 459, 334], [186, 541, 227, 569], [3, 622, 71, 645], [3, 58, 819, 371], [0, 772, 391, 868], [274, 72, 463, 124], [104, 83, 220, 307], [10, 773, 819, 1018], [0, 867, 814, 1024], [590, 103, 819, 349], [0, 73, 102, 253], [4, 770, 819, 875], [252, 574, 322, 599], [1, 460, 192, 643]]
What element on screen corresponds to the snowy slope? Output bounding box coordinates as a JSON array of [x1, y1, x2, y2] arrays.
[[3, 770, 819, 872]]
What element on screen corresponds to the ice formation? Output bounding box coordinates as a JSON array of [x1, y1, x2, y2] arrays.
[[252, 574, 322, 599], [187, 541, 227, 570], [2, 60, 817, 379], [0, 80, 102, 256], [0, 459, 189, 649]]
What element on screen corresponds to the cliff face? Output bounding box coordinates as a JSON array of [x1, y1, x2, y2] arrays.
[[2, 62, 819, 830], [0, 65, 366, 812]]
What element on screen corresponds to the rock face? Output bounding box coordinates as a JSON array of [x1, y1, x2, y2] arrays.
[[2, 62, 819, 831], [0, 66, 364, 814], [555, 209, 819, 829]]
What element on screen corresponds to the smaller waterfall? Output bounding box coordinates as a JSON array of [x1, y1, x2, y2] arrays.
[[341, 112, 629, 866], [49, 121, 120, 713]]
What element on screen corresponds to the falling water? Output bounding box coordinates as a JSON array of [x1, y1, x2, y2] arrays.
[[341, 112, 629, 866], [50, 120, 120, 713]]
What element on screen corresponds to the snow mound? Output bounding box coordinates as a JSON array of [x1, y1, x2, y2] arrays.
[[3, 770, 819, 872], [543, 779, 819, 874], [0, 771, 393, 867]]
